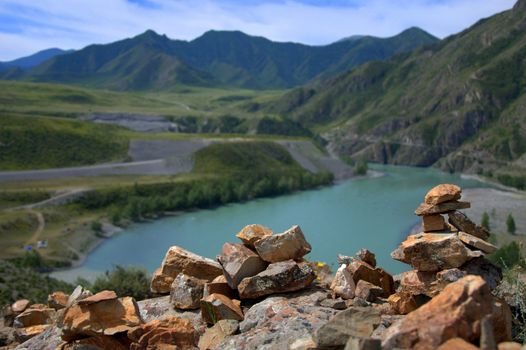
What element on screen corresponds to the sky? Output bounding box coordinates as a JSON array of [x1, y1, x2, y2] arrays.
[[0, 0, 517, 61]]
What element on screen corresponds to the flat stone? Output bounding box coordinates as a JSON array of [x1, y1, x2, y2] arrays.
[[348, 260, 394, 297], [11, 300, 30, 313], [77, 290, 118, 305], [355, 280, 384, 302], [458, 231, 498, 254], [203, 276, 237, 300], [330, 264, 356, 300], [198, 319, 238, 350], [8, 323, 61, 350], [314, 307, 381, 348], [136, 296, 203, 331], [170, 273, 205, 310], [200, 294, 243, 325], [217, 243, 267, 289], [151, 246, 223, 294], [237, 260, 315, 299], [437, 338, 479, 350], [381, 275, 493, 349], [387, 292, 418, 315], [355, 249, 376, 267], [62, 296, 142, 341], [422, 214, 446, 232], [448, 211, 490, 241], [127, 316, 198, 350], [14, 324, 51, 343], [424, 184, 462, 205], [254, 225, 312, 263], [48, 291, 69, 310], [63, 335, 128, 350], [391, 233, 482, 271], [415, 201, 470, 216], [66, 285, 93, 307], [14, 307, 56, 328], [236, 224, 273, 248], [344, 337, 381, 350]]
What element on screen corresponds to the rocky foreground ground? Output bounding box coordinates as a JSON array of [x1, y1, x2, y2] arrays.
[[0, 184, 522, 349]]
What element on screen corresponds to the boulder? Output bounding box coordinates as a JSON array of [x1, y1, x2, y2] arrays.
[[254, 225, 312, 263], [203, 275, 237, 300], [62, 296, 142, 341], [398, 269, 465, 298], [238, 260, 315, 299], [14, 324, 51, 343], [424, 184, 462, 205], [63, 335, 128, 350], [14, 307, 56, 328], [344, 337, 382, 350], [77, 290, 118, 305], [330, 264, 356, 300], [11, 299, 30, 313], [200, 294, 243, 325], [236, 224, 273, 248], [170, 273, 205, 310], [314, 307, 381, 348], [387, 292, 418, 315], [436, 337, 479, 350], [197, 319, 238, 350], [348, 260, 395, 297], [0, 326, 16, 347], [217, 243, 267, 289], [458, 231, 498, 254], [127, 316, 198, 350], [137, 296, 203, 331], [381, 275, 493, 349], [460, 257, 502, 290], [492, 298, 512, 343], [448, 211, 490, 241], [355, 280, 384, 302], [391, 233, 482, 271], [422, 214, 446, 232], [415, 201, 470, 216], [356, 249, 377, 267], [66, 285, 93, 307], [151, 246, 223, 294], [48, 291, 69, 310]]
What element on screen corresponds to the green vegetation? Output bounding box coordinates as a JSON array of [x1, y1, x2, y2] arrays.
[[489, 241, 524, 270], [482, 212, 491, 231], [508, 214, 517, 235]]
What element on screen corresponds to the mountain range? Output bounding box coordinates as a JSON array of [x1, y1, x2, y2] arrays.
[[271, 0, 526, 186], [2, 28, 437, 90]]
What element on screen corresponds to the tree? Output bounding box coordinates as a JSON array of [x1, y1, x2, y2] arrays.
[[507, 214, 517, 235], [481, 212, 490, 231]]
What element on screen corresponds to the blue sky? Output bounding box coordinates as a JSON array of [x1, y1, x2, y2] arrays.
[[0, 0, 516, 61]]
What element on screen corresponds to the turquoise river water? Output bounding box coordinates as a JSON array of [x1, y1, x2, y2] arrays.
[[52, 165, 489, 282]]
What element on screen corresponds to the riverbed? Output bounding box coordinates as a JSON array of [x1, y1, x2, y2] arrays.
[[51, 164, 490, 282]]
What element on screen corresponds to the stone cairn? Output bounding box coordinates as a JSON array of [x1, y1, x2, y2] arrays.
[[2, 184, 518, 349]]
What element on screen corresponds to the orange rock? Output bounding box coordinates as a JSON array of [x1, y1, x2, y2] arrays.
[[436, 337, 478, 350], [348, 260, 394, 297], [11, 299, 30, 313], [236, 224, 273, 248], [62, 296, 142, 341], [14, 324, 51, 343], [200, 293, 243, 324], [498, 342, 523, 350], [77, 290, 118, 305], [14, 307, 56, 327], [424, 184, 462, 205], [493, 298, 512, 343], [254, 225, 312, 263], [128, 316, 198, 350], [217, 243, 267, 289], [415, 201, 470, 216], [355, 280, 384, 302], [151, 267, 174, 295], [422, 214, 446, 232], [381, 275, 493, 349], [387, 292, 418, 315], [458, 231, 498, 254], [170, 273, 205, 310], [48, 291, 69, 310], [448, 210, 490, 241], [63, 335, 129, 350]]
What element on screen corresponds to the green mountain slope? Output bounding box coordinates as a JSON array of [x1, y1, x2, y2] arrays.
[[271, 0, 526, 186], [0, 48, 73, 70], [11, 28, 437, 90]]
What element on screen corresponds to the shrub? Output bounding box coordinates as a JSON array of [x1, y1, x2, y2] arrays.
[[481, 212, 490, 231], [507, 214, 517, 235], [488, 241, 524, 270], [87, 266, 152, 301]]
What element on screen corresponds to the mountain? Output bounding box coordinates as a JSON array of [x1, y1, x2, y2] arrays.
[[0, 48, 73, 70], [11, 28, 437, 90], [271, 0, 526, 187]]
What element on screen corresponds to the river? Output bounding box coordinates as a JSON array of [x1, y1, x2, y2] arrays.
[[51, 165, 489, 282]]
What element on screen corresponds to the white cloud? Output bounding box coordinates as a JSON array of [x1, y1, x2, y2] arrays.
[[0, 0, 517, 61]]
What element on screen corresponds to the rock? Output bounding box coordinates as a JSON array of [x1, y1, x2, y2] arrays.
[[497, 342, 522, 350], [66, 285, 93, 307], [237, 260, 315, 299], [355, 280, 384, 302], [203, 275, 237, 300], [460, 257, 502, 290], [170, 273, 205, 310], [254, 225, 312, 263], [344, 337, 381, 350], [8, 324, 62, 350], [320, 298, 347, 310], [370, 315, 405, 340], [127, 316, 198, 350], [151, 246, 223, 294], [398, 269, 466, 298], [314, 307, 381, 348], [437, 337, 479, 350], [0, 326, 16, 346], [348, 260, 394, 297], [330, 264, 356, 299], [391, 233, 482, 271], [448, 211, 490, 241], [77, 290, 118, 305], [492, 298, 512, 343], [218, 287, 337, 349], [424, 184, 462, 205], [14, 324, 51, 343], [48, 291, 69, 310], [197, 319, 238, 350], [415, 201, 471, 216], [217, 243, 267, 289], [422, 214, 446, 232], [62, 296, 142, 341], [11, 300, 30, 314], [356, 249, 376, 267], [458, 231, 498, 254], [2, 305, 14, 327], [236, 224, 273, 248], [200, 294, 243, 325], [480, 314, 497, 350], [387, 292, 417, 315], [14, 307, 56, 328], [381, 275, 493, 349], [63, 335, 128, 350], [137, 296, 203, 331]]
